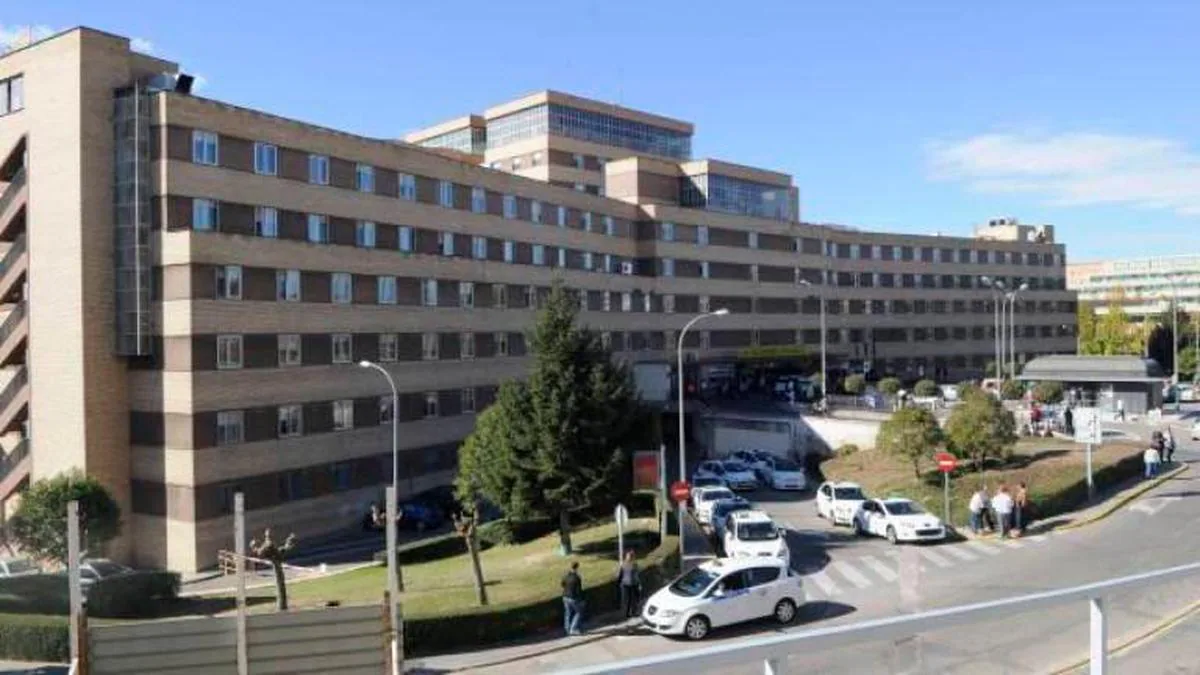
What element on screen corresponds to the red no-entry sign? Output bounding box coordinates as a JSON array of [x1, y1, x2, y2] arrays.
[[670, 480, 691, 503], [936, 452, 957, 473]]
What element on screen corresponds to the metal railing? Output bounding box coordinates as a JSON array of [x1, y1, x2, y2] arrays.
[[0, 235, 26, 279], [0, 302, 26, 347], [0, 366, 28, 417], [0, 167, 26, 218], [0, 436, 29, 484], [554, 560, 1200, 675]]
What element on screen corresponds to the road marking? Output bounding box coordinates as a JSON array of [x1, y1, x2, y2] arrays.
[[831, 560, 874, 589], [1129, 495, 1183, 516], [805, 570, 842, 597], [917, 547, 953, 568], [943, 545, 978, 562], [859, 555, 899, 582], [966, 540, 1003, 556]]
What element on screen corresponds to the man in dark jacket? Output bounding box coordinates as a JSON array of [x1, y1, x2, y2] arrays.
[[561, 561, 584, 635]]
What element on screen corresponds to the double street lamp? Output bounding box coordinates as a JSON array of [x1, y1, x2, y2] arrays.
[[982, 277, 1028, 380]]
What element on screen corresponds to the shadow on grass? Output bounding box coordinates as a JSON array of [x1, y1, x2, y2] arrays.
[[573, 533, 662, 560]]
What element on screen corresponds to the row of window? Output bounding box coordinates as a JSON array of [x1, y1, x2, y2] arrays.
[[213, 331, 526, 369], [0, 75, 23, 116]]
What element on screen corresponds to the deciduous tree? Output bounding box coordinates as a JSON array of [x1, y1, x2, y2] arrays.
[[944, 389, 1018, 474], [875, 407, 943, 479], [9, 471, 121, 564], [249, 529, 297, 611]]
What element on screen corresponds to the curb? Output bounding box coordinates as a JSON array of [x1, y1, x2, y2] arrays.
[[1056, 464, 1190, 532], [1049, 596, 1200, 674]]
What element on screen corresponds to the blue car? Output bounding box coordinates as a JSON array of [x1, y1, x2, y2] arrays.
[[710, 498, 753, 543]]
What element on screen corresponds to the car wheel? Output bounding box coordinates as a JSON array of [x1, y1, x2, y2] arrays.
[[683, 614, 710, 640], [774, 599, 797, 625], [886, 526, 899, 545], [853, 518, 865, 536]]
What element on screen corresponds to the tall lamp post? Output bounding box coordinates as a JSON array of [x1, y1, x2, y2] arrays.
[[1007, 282, 1030, 379], [359, 360, 400, 495], [676, 308, 729, 562], [799, 279, 827, 410], [982, 277, 1005, 380]]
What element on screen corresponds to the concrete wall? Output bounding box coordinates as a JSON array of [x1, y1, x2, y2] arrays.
[[799, 413, 882, 453]]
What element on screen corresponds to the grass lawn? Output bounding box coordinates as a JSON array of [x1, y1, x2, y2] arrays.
[[240, 517, 671, 619], [823, 437, 1144, 528]]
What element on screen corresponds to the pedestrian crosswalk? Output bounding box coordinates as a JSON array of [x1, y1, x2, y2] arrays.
[[792, 531, 1063, 600]]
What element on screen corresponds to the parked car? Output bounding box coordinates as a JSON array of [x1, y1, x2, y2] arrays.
[[730, 450, 772, 475], [759, 457, 806, 491], [641, 558, 803, 640], [692, 487, 737, 527], [79, 559, 133, 589], [693, 460, 728, 483], [710, 497, 754, 542], [719, 461, 760, 491], [689, 475, 727, 505], [0, 558, 39, 578], [853, 498, 946, 544], [815, 481, 868, 525], [722, 510, 789, 566]]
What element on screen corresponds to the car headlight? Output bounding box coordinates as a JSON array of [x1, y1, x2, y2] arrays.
[[658, 609, 680, 619]]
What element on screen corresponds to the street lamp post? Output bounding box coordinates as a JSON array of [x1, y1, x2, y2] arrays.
[[676, 309, 729, 563], [359, 360, 400, 495], [799, 279, 827, 410], [982, 277, 1005, 381], [1007, 283, 1029, 380]]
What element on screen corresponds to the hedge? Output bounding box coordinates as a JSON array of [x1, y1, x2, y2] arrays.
[[404, 534, 677, 656], [0, 570, 180, 619], [0, 613, 69, 662]]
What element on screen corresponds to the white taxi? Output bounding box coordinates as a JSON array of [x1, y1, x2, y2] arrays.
[[692, 486, 737, 527], [723, 510, 789, 567], [815, 481, 867, 525], [853, 498, 946, 544], [641, 558, 803, 640], [760, 457, 806, 491], [719, 460, 760, 491]]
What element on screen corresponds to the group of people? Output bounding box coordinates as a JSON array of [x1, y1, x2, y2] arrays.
[[560, 551, 644, 636], [968, 483, 1029, 538], [1143, 428, 1176, 478]]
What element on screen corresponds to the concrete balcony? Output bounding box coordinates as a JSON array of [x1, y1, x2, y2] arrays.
[[0, 303, 27, 368], [0, 236, 26, 305], [0, 435, 29, 504], [0, 168, 27, 244], [0, 366, 29, 436]]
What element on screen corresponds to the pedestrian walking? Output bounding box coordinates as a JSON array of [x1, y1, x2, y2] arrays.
[[1064, 407, 1075, 436], [1116, 398, 1125, 422], [1013, 482, 1029, 534], [1143, 445, 1162, 479], [992, 485, 1015, 538], [561, 561, 584, 635], [969, 487, 989, 535], [1164, 427, 1177, 464], [617, 550, 643, 619]]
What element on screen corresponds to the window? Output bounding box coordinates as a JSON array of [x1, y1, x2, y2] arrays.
[[422, 333, 439, 360], [503, 195, 517, 219], [440, 232, 455, 256], [0, 75, 24, 114], [332, 334, 353, 363], [439, 181, 455, 208], [557, 205, 567, 227], [461, 333, 475, 360], [493, 284, 508, 309], [662, 258, 675, 277], [582, 212, 593, 232], [278, 405, 303, 437], [253, 142, 277, 175], [255, 206, 278, 238], [503, 241, 515, 263], [643, 292, 653, 312], [525, 285, 537, 309], [621, 292, 633, 312], [308, 154, 330, 185], [700, 296, 711, 313], [460, 281, 475, 308], [277, 267, 302, 299], [573, 153, 585, 169], [332, 463, 352, 490], [603, 293, 612, 312], [701, 261, 710, 279], [531, 200, 543, 224], [471, 187, 487, 213], [356, 164, 374, 192], [378, 334, 398, 361], [193, 198, 219, 231], [604, 216, 615, 236], [661, 222, 675, 242], [378, 397, 394, 424], [399, 226, 414, 252], [192, 131, 219, 165], [497, 332, 510, 356], [422, 279, 438, 307], [399, 173, 416, 201], [424, 392, 439, 419], [216, 411, 244, 446], [356, 221, 376, 248], [306, 214, 329, 243], [278, 334, 301, 366], [215, 265, 242, 300], [582, 251, 594, 271], [217, 335, 243, 369], [333, 400, 354, 431], [558, 248, 567, 268], [472, 236, 487, 260], [331, 273, 352, 304], [533, 245, 546, 266], [699, 226, 710, 246], [462, 388, 476, 413], [377, 276, 397, 304]]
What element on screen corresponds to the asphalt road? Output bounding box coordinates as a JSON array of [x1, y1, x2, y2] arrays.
[[1106, 606, 1200, 674]]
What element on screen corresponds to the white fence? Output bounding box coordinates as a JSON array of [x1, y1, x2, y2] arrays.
[[552, 560, 1200, 675]]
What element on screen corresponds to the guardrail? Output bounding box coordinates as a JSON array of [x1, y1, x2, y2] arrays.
[[552, 560, 1200, 675], [0, 302, 25, 346], [0, 235, 26, 278], [0, 167, 26, 217], [0, 436, 28, 484]]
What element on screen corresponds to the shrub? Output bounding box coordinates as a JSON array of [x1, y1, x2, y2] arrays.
[[476, 518, 556, 547], [1032, 381, 1065, 404], [1001, 379, 1025, 400], [842, 374, 866, 395], [0, 574, 69, 615], [877, 377, 902, 395], [914, 379, 939, 397], [0, 614, 68, 662], [87, 570, 181, 618]]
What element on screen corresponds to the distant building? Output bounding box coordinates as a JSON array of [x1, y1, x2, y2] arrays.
[[1068, 256, 1200, 320]]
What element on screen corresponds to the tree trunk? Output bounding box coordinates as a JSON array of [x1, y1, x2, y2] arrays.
[[273, 561, 289, 611], [467, 529, 488, 606], [557, 510, 573, 555]]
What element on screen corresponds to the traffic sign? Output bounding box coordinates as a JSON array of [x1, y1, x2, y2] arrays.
[[1073, 407, 1102, 445], [935, 452, 957, 473], [670, 480, 691, 503]]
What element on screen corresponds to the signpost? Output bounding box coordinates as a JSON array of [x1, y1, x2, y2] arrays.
[[1073, 407, 1102, 498], [670, 480, 691, 504], [615, 504, 630, 563], [935, 452, 957, 525]]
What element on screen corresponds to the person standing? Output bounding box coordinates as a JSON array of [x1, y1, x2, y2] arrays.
[[561, 561, 584, 635], [1116, 398, 1125, 422], [618, 550, 642, 619], [968, 487, 989, 535], [1064, 406, 1075, 436], [992, 485, 1015, 539], [1013, 483, 1029, 535], [1144, 445, 1161, 479], [1164, 427, 1177, 464]]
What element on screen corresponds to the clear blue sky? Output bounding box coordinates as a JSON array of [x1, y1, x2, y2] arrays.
[[7, 1, 1200, 261]]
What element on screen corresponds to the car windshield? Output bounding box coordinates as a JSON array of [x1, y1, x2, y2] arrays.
[[737, 522, 780, 541], [885, 501, 925, 515], [702, 489, 734, 502], [669, 567, 719, 597], [87, 561, 127, 577], [774, 459, 801, 471], [834, 487, 865, 500], [714, 502, 751, 519], [3, 559, 34, 574], [724, 462, 749, 473]]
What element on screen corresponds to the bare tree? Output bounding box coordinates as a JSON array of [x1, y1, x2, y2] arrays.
[[453, 504, 488, 607], [250, 528, 297, 611]]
